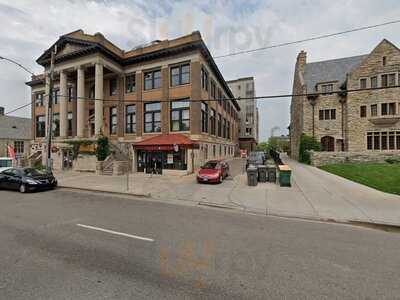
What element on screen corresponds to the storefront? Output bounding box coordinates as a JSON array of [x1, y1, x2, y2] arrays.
[[133, 134, 197, 175]]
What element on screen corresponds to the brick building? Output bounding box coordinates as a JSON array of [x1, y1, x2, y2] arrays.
[[227, 77, 259, 152], [290, 39, 400, 160], [26, 30, 240, 174]]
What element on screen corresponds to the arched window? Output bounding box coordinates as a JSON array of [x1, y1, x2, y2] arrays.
[[321, 136, 335, 152]]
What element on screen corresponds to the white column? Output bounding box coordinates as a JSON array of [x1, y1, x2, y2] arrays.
[[59, 70, 68, 138], [77, 66, 85, 138], [94, 63, 104, 136]]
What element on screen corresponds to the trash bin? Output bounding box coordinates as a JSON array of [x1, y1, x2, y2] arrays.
[[257, 165, 267, 182], [278, 165, 291, 187], [267, 165, 277, 183], [247, 165, 258, 186]]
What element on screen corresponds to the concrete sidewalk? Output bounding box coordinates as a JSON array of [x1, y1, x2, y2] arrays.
[[55, 156, 400, 227]]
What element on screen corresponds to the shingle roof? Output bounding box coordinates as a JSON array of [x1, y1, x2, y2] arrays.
[[304, 54, 368, 91], [0, 115, 32, 140]]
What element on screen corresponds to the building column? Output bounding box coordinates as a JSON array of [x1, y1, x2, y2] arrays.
[[95, 63, 104, 136], [77, 66, 85, 138], [59, 70, 68, 138]]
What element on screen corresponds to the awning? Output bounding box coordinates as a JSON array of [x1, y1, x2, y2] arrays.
[[132, 134, 198, 151]]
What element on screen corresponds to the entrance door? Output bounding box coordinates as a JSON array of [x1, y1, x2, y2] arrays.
[[145, 152, 163, 174], [321, 136, 335, 152]]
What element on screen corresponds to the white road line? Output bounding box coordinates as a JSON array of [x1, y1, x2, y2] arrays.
[[76, 224, 154, 242]]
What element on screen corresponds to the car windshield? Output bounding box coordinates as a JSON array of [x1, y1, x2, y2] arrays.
[[22, 168, 44, 176], [202, 162, 219, 169]]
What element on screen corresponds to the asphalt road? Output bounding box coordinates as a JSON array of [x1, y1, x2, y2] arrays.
[[1, 189, 400, 299]]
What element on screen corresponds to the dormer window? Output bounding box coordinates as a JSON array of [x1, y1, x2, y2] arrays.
[[321, 84, 333, 95]]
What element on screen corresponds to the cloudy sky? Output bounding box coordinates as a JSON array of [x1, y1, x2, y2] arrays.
[[1, 0, 400, 141]]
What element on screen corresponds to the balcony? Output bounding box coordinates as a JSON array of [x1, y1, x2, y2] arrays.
[[368, 115, 400, 125]]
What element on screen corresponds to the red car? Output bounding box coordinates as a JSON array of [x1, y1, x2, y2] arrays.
[[197, 160, 230, 183]]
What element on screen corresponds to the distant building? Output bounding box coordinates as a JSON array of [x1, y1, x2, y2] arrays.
[[227, 77, 258, 152], [0, 106, 31, 158], [290, 39, 400, 160]]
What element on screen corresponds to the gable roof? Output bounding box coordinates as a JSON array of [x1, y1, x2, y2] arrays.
[[303, 54, 368, 91], [0, 115, 32, 140]]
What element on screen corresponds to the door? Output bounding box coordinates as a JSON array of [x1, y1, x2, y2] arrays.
[[145, 152, 163, 174], [321, 136, 335, 152]]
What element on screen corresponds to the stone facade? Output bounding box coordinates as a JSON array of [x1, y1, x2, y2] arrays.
[[310, 151, 400, 166], [290, 40, 400, 160]]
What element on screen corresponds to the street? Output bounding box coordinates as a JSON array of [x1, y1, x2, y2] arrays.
[[1, 189, 400, 299]]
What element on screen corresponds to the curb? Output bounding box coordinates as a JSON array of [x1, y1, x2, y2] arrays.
[[58, 185, 151, 198]]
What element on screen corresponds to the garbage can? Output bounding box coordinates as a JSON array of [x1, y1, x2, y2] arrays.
[[278, 165, 291, 187], [267, 165, 277, 183], [247, 165, 258, 186], [257, 165, 267, 182]]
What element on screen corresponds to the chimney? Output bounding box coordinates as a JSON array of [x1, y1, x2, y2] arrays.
[[296, 50, 307, 72], [0, 106, 4, 116]]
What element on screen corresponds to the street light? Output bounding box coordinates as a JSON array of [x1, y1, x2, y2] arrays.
[[0, 55, 35, 76]]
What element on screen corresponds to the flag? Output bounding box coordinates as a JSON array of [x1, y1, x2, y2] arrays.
[[7, 145, 16, 160]]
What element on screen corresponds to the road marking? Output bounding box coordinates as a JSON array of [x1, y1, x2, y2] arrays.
[[76, 224, 154, 242]]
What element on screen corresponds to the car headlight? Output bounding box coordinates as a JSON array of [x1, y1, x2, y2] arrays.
[[26, 179, 38, 185]]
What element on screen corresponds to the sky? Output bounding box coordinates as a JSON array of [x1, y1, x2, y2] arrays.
[[1, 0, 400, 141]]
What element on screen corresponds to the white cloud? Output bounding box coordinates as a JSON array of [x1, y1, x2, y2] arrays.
[[1, 0, 400, 140]]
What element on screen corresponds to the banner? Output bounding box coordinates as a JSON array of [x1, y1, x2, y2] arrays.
[[7, 145, 16, 160]]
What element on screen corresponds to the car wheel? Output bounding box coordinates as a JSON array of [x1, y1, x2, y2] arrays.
[[19, 184, 27, 193]]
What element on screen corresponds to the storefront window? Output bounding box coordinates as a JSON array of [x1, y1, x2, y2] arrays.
[[163, 149, 187, 170], [171, 100, 190, 131]]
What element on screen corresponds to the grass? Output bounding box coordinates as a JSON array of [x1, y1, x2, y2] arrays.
[[319, 162, 400, 195]]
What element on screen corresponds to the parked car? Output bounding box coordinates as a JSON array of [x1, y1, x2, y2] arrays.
[[0, 167, 57, 193], [0, 157, 13, 173], [197, 160, 230, 183], [246, 152, 265, 169]]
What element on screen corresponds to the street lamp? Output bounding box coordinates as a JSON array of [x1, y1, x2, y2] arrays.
[[0, 55, 35, 76]]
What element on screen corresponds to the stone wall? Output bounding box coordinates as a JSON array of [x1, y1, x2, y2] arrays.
[[310, 150, 400, 166], [73, 154, 97, 172]]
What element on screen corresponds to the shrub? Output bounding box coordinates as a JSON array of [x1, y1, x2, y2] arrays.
[[385, 158, 400, 164], [299, 134, 321, 164], [96, 136, 110, 161]]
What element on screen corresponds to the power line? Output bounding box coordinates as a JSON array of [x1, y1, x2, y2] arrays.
[[5, 84, 400, 116], [0, 56, 35, 76], [214, 19, 400, 59]]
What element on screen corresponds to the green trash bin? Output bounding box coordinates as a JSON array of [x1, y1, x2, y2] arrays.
[[278, 165, 291, 187]]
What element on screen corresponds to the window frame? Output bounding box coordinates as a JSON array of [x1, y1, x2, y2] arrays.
[[170, 99, 190, 132], [144, 102, 161, 133], [170, 63, 190, 87], [144, 69, 161, 91], [109, 78, 118, 96], [36, 115, 46, 138], [109, 106, 118, 135], [125, 74, 136, 94], [201, 101, 209, 133], [125, 104, 136, 134]]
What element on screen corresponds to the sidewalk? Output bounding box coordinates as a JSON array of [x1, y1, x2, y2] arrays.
[[55, 156, 400, 227]]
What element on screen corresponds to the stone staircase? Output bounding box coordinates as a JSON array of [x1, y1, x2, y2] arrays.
[[98, 142, 130, 176]]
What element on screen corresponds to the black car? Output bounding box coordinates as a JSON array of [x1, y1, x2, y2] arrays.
[[0, 167, 57, 193]]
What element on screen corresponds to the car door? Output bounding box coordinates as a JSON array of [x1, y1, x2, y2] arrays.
[[7, 169, 21, 190]]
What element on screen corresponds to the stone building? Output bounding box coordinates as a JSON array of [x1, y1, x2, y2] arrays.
[[0, 107, 31, 158], [290, 39, 400, 160], [26, 30, 240, 174], [227, 77, 258, 152]]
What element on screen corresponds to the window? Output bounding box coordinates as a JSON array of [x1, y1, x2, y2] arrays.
[[210, 108, 216, 135], [319, 110, 324, 120], [52, 89, 59, 105], [217, 113, 222, 137], [389, 132, 395, 150], [213, 145, 216, 157], [368, 131, 400, 150], [170, 100, 190, 131], [201, 102, 208, 133], [381, 103, 388, 116], [52, 113, 59, 137], [109, 107, 117, 134], [397, 131, 400, 150], [201, 67, 208, 91], [367, 133, 373, 150], [68, 86, 74, 102], [381, 132, 388, 150], [360, 105, 367, 118], [68, 112, 73, 136], [371, 76, 378, 88], [389, 102, 396, 115], [360, 78, 367, 89], [144, 102, 161, 133], [331, 109, 336, 120], [388, 74, 396, 87], [321, 84, 333, 94], [217, 88, 222, 104], [35, 93, 44, 107], [381, 74, 388, 87], [144, 69, 161, 90], [36, 116, 45, 137], [227, 121, 231, 139], [89, 85, 95, 99], [14, 141, 24, 154], [125, 74, 135, 93], [170, 63, 190, 86], [109, 78, 117, 96], [371, 104, 378, 117], [383, 56, 387, 66], [319, 109, 336, 120], [210, 80, 216, 98], [125, 105, 136, 134], [373, 132, 380, 150], [223, 118, 227, 138]]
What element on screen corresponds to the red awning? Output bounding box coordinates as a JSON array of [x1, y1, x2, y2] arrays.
[[132, 134, 198, 151]]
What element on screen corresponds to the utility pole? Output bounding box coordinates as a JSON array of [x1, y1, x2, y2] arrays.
[[46, 47, 56, 172]]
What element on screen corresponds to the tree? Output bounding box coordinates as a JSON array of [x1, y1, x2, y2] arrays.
[[299, 134, 321, 164], [96, 136, 110, 161]]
